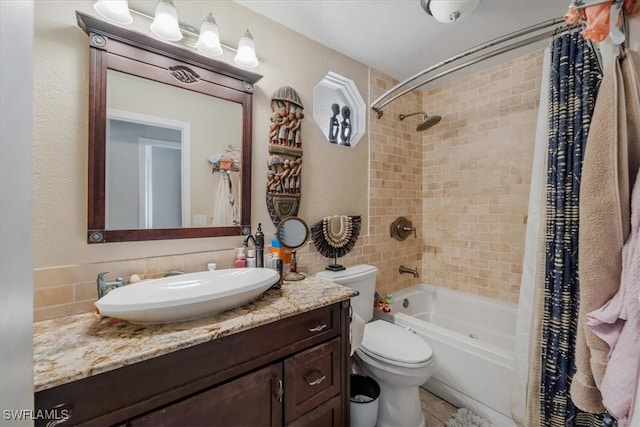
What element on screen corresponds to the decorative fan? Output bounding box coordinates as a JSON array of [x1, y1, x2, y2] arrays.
[[310, 215, 361, 271]]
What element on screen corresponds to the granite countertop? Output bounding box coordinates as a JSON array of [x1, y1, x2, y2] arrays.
[[34, 275, 357, 393]]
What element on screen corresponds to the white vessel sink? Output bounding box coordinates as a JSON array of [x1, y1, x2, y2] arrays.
[[95, 268, 280, 324]]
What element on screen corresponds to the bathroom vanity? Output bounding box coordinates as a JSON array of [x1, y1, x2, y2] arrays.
[[33, 277, 356, 426]]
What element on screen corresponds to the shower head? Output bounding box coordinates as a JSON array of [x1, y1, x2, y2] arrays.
[[417, 114, 442, 131], [398, 111, 442, 132]]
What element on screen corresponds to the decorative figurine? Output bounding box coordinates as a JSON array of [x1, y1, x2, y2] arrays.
[[267, 86, 304, 226], [293, 108, 304, 149], [340, 105, 351, 146], [328, 103, 340, 143]]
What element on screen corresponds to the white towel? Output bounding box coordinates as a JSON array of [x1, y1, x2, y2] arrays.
[[350, 312, 366, 356]]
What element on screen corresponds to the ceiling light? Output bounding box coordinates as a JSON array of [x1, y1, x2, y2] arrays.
[[234, 30, 259, 68], [420, 0, 480, 23], [94, 0, 133, 25], [150, 0, 182, 42], [195, 13, 223, 56]]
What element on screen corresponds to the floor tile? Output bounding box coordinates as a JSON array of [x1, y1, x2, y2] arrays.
[[420, 387, 458, 425]]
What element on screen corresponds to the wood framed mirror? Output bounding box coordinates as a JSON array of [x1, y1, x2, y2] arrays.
[[77, 11, 262, 243]]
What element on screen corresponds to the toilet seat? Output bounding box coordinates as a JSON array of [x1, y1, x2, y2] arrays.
[[359, 320, 434, 368]]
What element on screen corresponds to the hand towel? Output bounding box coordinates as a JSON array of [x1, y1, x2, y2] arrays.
[[586, 166, 640, 424], [571, 49, 640, 412]]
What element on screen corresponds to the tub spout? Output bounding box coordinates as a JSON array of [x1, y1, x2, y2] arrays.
[[399, 265, 419, 278]]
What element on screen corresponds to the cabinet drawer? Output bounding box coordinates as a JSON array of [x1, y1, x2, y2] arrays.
[[280, 305, 339, 348], [284, 338, 341, 422], [286, 395, 343, 427]]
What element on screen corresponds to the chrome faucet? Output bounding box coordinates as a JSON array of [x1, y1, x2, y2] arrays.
[[399, 265, 419, 278], [243, 223, 265, 267], [97, 272, 125, 298]]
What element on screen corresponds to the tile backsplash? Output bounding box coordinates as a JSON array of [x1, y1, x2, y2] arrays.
[[33, 250, 237, 321]]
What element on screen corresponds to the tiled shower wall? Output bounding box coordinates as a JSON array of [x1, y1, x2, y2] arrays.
[[421, 49, 544, 303]]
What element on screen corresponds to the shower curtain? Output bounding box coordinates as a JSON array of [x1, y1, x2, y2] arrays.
[[511, 46, 551, 427], [513, 29, 607, 427], [539, 29, 604, 426]]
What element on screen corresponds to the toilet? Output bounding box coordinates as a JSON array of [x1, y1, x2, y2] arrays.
[[317, 265, 436, 427]]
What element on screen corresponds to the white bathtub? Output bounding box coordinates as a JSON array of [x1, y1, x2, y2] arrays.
[[376, 284, 518, 426]]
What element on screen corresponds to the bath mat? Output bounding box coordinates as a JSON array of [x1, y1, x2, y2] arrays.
[[446, 408, 493, 427]]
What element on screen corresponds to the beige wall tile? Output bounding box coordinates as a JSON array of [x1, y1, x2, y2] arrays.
[[421, 49, 542, 303], [34, 285, 73, 308], [34, 301, 96, 323]]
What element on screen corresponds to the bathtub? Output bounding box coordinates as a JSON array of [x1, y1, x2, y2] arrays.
[[376, 284, 518, 426]]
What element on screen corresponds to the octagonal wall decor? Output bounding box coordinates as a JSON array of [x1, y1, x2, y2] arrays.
[[313, 72, 366, 148]]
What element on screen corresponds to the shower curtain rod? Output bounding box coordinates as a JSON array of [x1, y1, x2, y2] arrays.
[[371, 17, 569, 118]]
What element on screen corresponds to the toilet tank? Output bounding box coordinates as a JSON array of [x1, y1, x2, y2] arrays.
[[316, 265, 378, 322]]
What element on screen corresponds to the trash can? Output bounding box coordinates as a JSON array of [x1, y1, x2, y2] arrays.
[[350, 374, 380, 427]]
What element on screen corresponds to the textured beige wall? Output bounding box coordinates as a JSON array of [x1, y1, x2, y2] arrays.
[[420, 50, 544, 303]]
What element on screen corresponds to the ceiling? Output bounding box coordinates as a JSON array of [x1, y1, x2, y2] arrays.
[[234, 0, 570, 90]]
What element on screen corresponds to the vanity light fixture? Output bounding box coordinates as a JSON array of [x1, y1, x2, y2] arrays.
[[420, 0, 480, 23], [93, 0, 260, 67], [150, 0, 182, 42], [234, 30, 259, 68], [195, 13, 223, 56], [93, 0, 133, 25]]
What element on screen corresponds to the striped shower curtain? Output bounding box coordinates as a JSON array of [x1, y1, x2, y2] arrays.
[[537, 29, 609, 426]]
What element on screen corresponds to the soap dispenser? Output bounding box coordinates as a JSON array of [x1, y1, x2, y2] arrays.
[[255, 223, 264, 267], [234, 247, 246, 268], [246, 249, 256, 268]]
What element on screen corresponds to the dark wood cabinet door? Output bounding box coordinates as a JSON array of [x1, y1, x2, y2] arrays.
[[129, 364, 283, 427], [284, 338, 341, 423], [286, 395, 343, 427]]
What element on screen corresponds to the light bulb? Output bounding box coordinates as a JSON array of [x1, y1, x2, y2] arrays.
[[196, 13, 223, 56], [150, 0, 182, 42], [425, 0, 480, 23], [94, 0, 133, 25], [234, 30, 259, 68]]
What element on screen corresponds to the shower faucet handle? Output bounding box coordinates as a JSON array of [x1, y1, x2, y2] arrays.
[[390, 216, 417, 241], [403, 225, 417, 238]]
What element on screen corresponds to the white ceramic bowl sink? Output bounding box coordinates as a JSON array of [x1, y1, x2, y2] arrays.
[[95, 268, 280, 324]]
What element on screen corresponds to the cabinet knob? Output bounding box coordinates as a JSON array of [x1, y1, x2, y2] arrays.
[[303, 370, 326, 386], [273, 376, 283, 402], [306, 321, 327, 332]]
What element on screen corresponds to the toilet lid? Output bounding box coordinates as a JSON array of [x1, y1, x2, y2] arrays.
[[360, 320, 433, 366]]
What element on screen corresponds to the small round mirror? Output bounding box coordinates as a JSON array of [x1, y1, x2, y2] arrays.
[[276, 216, 309, 249]]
